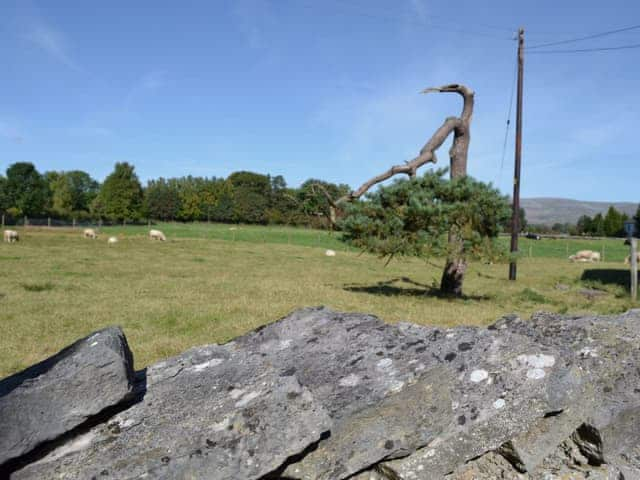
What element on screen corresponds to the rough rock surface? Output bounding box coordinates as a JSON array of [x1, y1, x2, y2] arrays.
[[11, 340, 332, 480], [5, 307, 640, 479], [0, 327, 135, 467]]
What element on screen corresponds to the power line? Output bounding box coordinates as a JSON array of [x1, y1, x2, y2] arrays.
[[528, 42, 640, 54], [317, 0, 515, 40], [527, 24, 640, 50], [329, 0, 517, 34], [498, 57, 518, 187]]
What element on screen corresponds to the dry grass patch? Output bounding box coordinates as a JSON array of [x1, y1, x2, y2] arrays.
[[0, 227, 635, 377]]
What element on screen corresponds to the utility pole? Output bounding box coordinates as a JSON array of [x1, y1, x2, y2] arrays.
[[509, 27, 525, 281]]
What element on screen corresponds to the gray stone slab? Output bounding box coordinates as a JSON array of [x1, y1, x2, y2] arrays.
[[0, 327, 135, 466], [498, 409, 587, 473], [284, 366, 454, 480], [9, 307, 640, 479], [13, 340, 332, 480]]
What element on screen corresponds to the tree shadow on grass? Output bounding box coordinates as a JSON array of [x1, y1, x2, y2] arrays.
[[343, 276, 492, 301], [581, 269, 638, 292]]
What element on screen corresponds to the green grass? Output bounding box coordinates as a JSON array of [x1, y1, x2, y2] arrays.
[[100, 222, 631, 261], [504, 236, 628, 262], [101, 222, 354, 251], [0, 224, 637, 378]]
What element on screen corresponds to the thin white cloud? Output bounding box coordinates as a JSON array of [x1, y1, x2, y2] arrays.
[[124, 70, 167, 110], [24, 23, 83, 72], [310, 61, 463, 181]]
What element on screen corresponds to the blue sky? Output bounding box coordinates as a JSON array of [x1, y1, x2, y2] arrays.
[[1, 0, 639, 201]]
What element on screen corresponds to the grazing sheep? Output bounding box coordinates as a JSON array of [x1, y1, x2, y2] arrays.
[[625, 253, 640, 265], [569, 250, 600, 262], [325, 249, 336, 257], [3, 230, 19, 243], [83, 228, 98, 239], [149, 229, 166, 241], [107, 236, 118, 245]]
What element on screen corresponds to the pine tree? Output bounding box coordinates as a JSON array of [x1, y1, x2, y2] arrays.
[[144, 178, 181, 220], [603, 206, 624, 237], [340, 169, 510, 296]]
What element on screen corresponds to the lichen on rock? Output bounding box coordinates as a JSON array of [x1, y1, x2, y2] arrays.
[[3, 307, 640, 479]]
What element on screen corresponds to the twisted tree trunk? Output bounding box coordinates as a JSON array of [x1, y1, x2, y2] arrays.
[[320, 84, 474, 296], [436, 85, 473, 296]]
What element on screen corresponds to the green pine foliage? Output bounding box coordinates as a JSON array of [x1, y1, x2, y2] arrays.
[[340, 169, 511, 263], [572, 207, 632, 237]]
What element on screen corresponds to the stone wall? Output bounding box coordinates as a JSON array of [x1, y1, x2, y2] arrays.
[[1, 307, 639, 479]]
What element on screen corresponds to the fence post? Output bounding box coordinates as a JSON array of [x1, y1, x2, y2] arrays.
[[24, 216, 28, 227], [529, 245, 532, 258], [48, 217, 51, 228], [1, 214, 4, 228], [73, 218, 76, 229], [602, 244, 605, 262], [631, 238, 638, 302]]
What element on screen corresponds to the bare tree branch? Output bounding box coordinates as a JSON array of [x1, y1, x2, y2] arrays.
[[332, 83, 474, 207], [311, 83, 474, 232], [422, 84, 474, 180], [310, 183, 338, 210]]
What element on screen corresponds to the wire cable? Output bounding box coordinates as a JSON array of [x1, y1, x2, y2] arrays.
[[527, 24, 640, 50], [317, 0, 516, 40], [528, 42, 640, 54], [331, 0, 517, 33], [498, 57, 518, 187]]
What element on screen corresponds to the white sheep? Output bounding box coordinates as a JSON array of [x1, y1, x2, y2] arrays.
[[3, 230, 19, 243], [83, 228, 98, 239], [625, 253, 640, 265], [569, 250, 600, 262], [325, 249, 336, 257], [149, 229, 166, 241], [107, 236, 118, 245]]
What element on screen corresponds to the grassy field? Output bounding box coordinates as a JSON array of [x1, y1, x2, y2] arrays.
[[0, 223, 636, 377], [101, 222, 355, 251], [101, 222, 631, 262]]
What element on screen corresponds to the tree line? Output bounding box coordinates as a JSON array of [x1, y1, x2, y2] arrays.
[[528, 205, 640, 238], [0, 162, 349, 227], [2, 161, 638, 237]]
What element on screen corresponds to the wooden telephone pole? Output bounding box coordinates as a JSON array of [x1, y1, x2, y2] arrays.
[[509, 28, 525, 281]]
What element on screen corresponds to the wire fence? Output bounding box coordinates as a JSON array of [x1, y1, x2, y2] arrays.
[[0, 215, 152, 229]]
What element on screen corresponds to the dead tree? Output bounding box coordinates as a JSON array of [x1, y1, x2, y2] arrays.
[[321, 83, 474, 296]]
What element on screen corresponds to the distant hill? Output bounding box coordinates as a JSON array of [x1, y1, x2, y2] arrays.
[[521, 198, 638, 226]]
